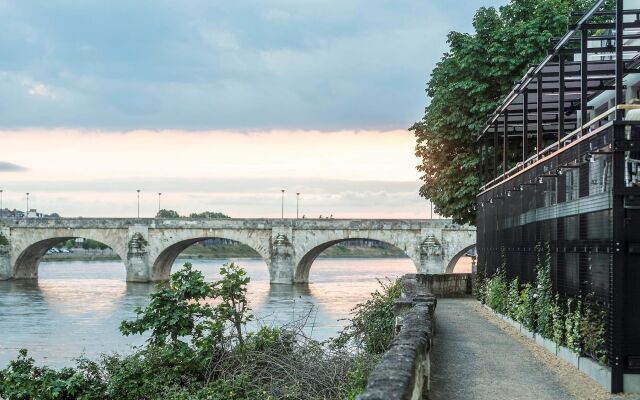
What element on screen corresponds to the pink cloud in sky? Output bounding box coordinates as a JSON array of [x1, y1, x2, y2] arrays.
[[0, 130, 434, 218]]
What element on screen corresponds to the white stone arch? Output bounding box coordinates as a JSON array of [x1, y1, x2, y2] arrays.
[[10, 228, 129, 279], [441, 228, 476, 274], [148, 228, 272, 281], [292, 230, 422, 283], [444, 244, 476, 273]]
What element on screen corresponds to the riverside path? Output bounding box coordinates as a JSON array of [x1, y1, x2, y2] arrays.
[[429, 298, 622, 400]]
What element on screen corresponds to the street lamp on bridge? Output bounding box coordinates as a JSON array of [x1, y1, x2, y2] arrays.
[[25, 193, 30, 218], [0, 189, 3, 219], [296, 192, 300, 219], [280, 189, 285, 220], [158, 192, 162, 217], [137, 190, 141, 218]]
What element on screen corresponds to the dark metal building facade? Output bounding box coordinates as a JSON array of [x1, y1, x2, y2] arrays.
[[476, 0, 640, 392]]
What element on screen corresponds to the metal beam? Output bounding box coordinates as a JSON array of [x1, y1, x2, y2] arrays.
[[581, 28, 588, 136], [558, 56, 565, 144], [537, 76, 543, 157], [522, 90, 529, 161], [611, 0, 625, 393], [503, 112, 508, 175]]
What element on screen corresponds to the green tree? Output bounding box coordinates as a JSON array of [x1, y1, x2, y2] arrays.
[[157, 209, 181, 218], [188, 211, 230, 219], [212, 263, 252, 348], [120, 263, 219, 347], [82, 239, 109, 250], [411, 0, 591, 224]]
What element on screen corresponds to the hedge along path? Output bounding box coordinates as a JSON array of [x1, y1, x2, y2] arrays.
[[470, 301, 634, 400]]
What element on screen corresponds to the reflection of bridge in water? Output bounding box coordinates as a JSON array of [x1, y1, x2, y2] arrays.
[[0, 218, 475, 284]]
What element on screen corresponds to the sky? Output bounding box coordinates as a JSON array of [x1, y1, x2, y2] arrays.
[[0, 0, 505, 218]]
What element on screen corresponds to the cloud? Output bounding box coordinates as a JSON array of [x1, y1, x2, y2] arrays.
[[0, 0, 507, 130], [0, 161, 27, 172]]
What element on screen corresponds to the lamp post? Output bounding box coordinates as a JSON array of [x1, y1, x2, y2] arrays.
[[296, 192, 300, 219], [158, 192, 162, 217], [430, 201, 433, 219], [26, 192, 29, 218], [137, 190, 141, 218], [0, 189, 3, 219], [281, 189, 285, 220]]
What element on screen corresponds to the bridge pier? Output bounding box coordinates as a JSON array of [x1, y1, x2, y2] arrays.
[[125, 228, 151, 282], [420, 234, 445, 274], [269, 231, 295, 284], [0, 248, 10, 280]]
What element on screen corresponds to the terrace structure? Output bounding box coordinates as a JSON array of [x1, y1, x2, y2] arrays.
[[476, 0, 640, 392]]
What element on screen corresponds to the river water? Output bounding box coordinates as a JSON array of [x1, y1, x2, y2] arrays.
[[0, 257, 417, 368]]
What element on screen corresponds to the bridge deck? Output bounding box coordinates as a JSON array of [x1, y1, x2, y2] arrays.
[[429, 298, 614, 400]]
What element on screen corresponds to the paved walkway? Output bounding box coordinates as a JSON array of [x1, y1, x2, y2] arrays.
[[429, 298, 575, 400]]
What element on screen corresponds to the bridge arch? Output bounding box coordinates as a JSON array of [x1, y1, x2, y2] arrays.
[[444, 244, 476, 274], [294, 238, 420, 283], [12, 235, 127, 279], [150, 236, 270, 281]]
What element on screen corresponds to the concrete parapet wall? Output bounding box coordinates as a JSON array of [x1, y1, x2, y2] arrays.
[[358, 275, 437, 400], [410, 273, 473, 297]]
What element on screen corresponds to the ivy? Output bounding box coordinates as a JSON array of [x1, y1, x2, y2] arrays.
[[478, 241, 609, 365]]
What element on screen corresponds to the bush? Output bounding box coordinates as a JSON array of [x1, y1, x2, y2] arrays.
[[581, 299, 608, 365], [0, 349, 106, 400], [550, 294, 565, 348], [534, 243, 553, 339], [334, 278, 401, 354], [506, 277, 520, 320]]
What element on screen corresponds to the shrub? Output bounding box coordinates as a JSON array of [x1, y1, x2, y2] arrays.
[[581, 299, 608, 365], [334, 278, 401, 354], [550, 294, 565, 348], [0, 349, 107, 400], [506, 277, 520, 320], [565, 297, 582, 354], [534, 243, 553, 339]]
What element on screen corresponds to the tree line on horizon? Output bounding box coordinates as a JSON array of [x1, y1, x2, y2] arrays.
[[156, 209, 231, 219]]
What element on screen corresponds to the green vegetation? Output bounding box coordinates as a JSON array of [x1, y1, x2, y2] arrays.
[[0, 263, 401, 399], [334, 279, 402, 354], [478, 243, 608, 365], [157, 209, 180, 218], [156, 209, 230, 219], [412, 0, 592, 224]]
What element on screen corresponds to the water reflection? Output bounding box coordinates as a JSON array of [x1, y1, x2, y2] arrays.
[[0, 257, 415, 367]]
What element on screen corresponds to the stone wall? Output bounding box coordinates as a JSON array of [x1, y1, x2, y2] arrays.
[[357, 275, 437, 400], [410, 273, 472, 297]]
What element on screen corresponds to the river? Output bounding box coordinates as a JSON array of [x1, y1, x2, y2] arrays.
[[0, 257, 418, 368]]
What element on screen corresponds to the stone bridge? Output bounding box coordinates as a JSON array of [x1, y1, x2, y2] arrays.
[[0, 218, 475, 283]]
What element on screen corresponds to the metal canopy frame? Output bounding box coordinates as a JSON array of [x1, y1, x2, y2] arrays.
[[478, 1, 640, 190], [475, 0, 640, 393]]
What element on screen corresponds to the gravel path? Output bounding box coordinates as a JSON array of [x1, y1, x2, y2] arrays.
[[428, 298, 633, 400]]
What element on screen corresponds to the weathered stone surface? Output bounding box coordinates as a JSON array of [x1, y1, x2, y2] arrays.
[[358, 274, 437, 400], [411, 273, 473, 297], [0, 218, 475, 283], [358, 302, 435, 400]]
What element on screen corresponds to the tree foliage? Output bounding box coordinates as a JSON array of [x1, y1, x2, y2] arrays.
[[189, 211, 231, 219], [157, 209, 181, 218], [411, 0, 591, 224]]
